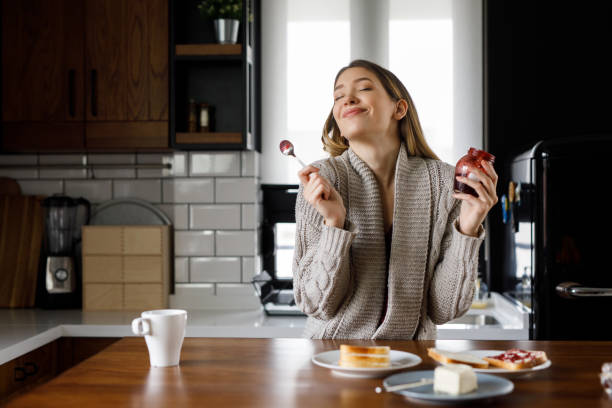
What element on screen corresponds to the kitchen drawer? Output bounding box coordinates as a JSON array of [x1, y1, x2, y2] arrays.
[[83, 256, 123, 282], [84, 284, 123, 310], [0, 341, 57, 402], [124, 284, 164, 310], [82, 227, 122, 254], [123, 227, 163, 255], [123, 256, 163, 283]]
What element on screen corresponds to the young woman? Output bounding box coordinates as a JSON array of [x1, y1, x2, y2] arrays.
[[292, 60, 498, 339]]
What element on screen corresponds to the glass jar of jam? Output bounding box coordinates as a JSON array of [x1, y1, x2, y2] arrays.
[[454, 147, 496, 197]]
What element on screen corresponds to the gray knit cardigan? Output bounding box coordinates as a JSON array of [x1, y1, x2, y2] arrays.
[[292, 143, 485, 340]]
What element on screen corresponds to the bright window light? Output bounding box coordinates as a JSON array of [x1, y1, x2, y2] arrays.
[[389, 19, 453, 163]]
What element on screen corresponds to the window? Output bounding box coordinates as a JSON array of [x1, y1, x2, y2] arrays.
[[262, 0, 482, 183], [274, 223, 296, 279]]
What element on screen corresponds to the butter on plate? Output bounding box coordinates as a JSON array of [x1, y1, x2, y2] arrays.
[[433, 363, 478, 395]]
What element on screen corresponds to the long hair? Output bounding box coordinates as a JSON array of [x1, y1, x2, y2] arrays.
[[322, 59, 439, 160]]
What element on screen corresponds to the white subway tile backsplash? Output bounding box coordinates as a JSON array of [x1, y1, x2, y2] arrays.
[[163, 179, 213, 203], [18, 180, 63, 196], [39, 154, 86, 165], [216, 283, 258, 297], [215, 178, 258, 203], [190, 204, 240, 229], [65, 180, 112, 203], [169, 284, 215, 309], [137, 152, 187, 178], [241, 204, 258, 229], [216, 230, 257, 256], [241, 151, 260, 177], [91, 168, 135, 179], [175, 231, 214, 256], [1, 150, 262, 309], [39, 169, 88, 179], [113, 179, 161, 203], [190, 257, 241, 283], [0, 155, 37, 165], [169, 284, 261, 310], [190, 152, 240, 176], [87, 154, 136, 164], [88, 152, 136, 180], [38, 156, 88, 179], [175, 257, 189, 283], [157, 204, 189, 229], [241, 256, 262, 283], [0, 169, 38, 179]]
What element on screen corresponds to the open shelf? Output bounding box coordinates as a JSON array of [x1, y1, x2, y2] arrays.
[[175, 132, 242, 144], [175, 44, 242, 56]]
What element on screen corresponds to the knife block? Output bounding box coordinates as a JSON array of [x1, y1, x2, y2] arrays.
[[82, 226, 171, 311]]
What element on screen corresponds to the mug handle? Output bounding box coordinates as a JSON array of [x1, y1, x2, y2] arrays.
[[131, 317, 151, 336]]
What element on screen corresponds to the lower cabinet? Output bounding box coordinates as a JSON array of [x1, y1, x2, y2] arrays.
[[0, 337, 119, 402]]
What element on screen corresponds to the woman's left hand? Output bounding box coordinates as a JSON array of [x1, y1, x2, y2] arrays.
[[452, 160, 499, 237]]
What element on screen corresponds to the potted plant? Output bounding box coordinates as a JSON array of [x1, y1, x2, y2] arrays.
[[197, 0, 242, 45]]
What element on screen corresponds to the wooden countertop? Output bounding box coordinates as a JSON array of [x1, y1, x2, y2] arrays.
[[6, 338, 612, 407]]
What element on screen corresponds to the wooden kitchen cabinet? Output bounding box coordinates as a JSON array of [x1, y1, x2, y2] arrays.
[[0, 338, 118, 403], [1, 0, 169, 152], [1, 0, 86, 151], [85, 0, 169, 149]]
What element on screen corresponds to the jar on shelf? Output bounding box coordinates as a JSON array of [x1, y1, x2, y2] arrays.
[[454, 147, 496, 197], [198, 103, 211, 132]]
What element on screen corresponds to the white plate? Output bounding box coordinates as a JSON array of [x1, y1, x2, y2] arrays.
[[465, 350, 552, 378], [384, 370, 514, 403], [311, 349, 421, 378]]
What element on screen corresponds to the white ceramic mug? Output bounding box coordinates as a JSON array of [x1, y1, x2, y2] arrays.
[[132, 309, 187, 367]]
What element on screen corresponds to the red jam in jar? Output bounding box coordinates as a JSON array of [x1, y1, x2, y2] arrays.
[[454, 147, 496, 197]]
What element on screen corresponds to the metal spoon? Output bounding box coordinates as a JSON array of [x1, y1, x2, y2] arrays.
[[279, 140, 307, 168]]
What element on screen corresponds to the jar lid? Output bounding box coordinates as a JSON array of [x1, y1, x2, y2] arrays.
[[468, 147, 495, 163]]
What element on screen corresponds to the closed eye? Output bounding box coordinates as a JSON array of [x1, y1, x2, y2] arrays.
[[334, 88, 371, 102]]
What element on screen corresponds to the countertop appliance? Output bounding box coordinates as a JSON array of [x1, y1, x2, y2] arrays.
[[502, 135, 612, 340], [37, 195, 90, 309]]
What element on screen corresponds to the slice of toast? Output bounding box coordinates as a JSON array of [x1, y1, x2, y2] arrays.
[[340, 345, 390, 355], [483, 349, 537, 370], [339, 345, 391, 368], [427, 348, 489, 369]]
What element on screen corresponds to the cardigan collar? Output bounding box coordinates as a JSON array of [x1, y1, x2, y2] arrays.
[[341, 142, 432, 339]]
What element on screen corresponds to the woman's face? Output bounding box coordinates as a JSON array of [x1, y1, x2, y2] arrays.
[[332, 67, 402, 143]]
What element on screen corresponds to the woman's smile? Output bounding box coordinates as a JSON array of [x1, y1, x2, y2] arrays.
[[343, 107, 367, 118]]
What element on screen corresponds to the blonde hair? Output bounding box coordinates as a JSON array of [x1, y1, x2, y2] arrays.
[[322, 59, 439, 160]]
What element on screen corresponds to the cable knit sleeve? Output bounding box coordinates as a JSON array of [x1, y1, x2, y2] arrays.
[[292, 162, 357, 321], [428, 164, 485, 325]]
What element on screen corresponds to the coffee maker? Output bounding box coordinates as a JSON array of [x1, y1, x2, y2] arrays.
[[37, 195, 90, 309]]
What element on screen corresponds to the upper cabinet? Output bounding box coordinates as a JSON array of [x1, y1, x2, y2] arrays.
[[170, 0, 260, 151], [1, 0, 169, 152], [1, 0, 85, 150], [85, 0, 168, 149]]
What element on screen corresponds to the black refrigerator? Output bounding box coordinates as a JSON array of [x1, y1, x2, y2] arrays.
[[502, 135, 612, 340]]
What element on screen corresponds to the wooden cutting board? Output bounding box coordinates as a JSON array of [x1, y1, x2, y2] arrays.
[[0, 195, 45, 308]]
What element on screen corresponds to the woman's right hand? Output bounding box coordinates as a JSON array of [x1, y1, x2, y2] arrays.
[[298, 166, 346, 228]]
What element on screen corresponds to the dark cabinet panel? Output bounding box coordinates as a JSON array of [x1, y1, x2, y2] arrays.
[[1, 0, 85, 151]]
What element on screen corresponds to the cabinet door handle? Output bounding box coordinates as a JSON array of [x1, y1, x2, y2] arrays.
[[68, 69, 76, 117], [91, 69, 98, 117], [24, 362, 38, 376], [14, 367, 26, 382], [556, 281, 612, 298]]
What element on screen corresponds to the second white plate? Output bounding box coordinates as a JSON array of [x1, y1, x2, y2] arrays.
[[312, 350, 422, 378]]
